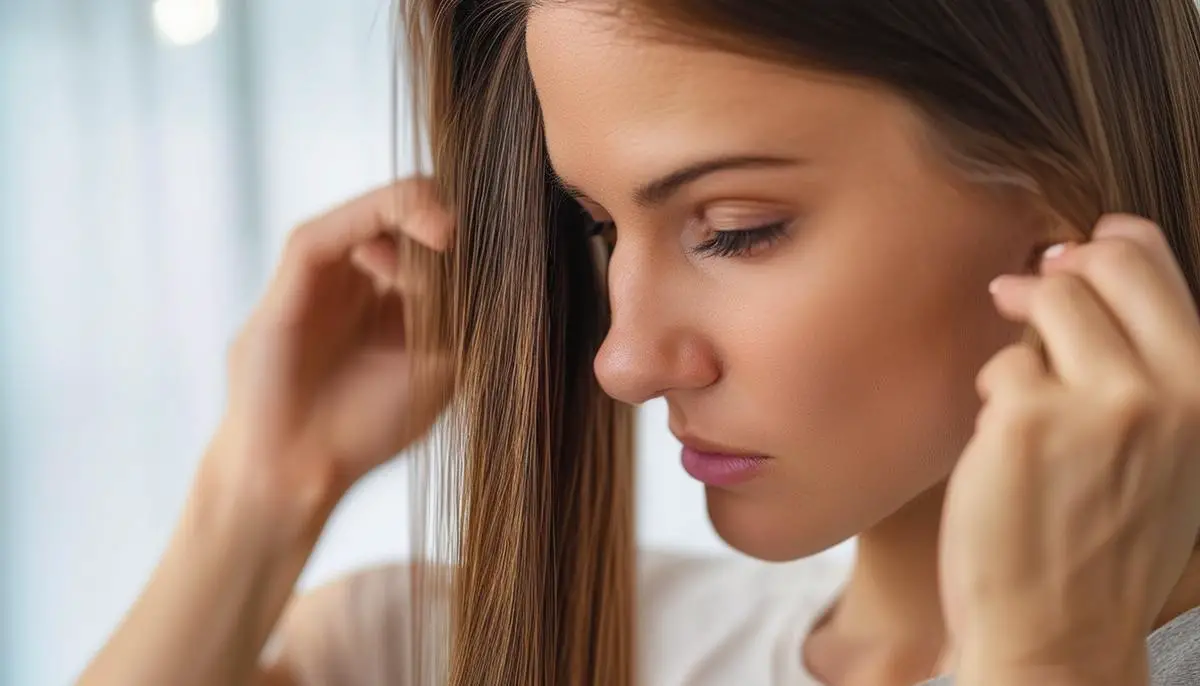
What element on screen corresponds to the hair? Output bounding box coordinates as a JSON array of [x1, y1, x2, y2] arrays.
[[394, 1, 1200, 684]]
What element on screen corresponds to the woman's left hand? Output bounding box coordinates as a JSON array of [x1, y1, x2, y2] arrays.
[[939, 214, 1200, 686]]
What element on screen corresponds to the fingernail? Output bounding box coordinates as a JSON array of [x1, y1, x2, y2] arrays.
[[1042, 242, 1070, 261]]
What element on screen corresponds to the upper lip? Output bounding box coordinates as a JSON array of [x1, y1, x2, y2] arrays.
[[671, 431, 765, 457]]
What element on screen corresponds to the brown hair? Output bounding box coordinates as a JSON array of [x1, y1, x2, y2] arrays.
[[396, 1, 1200, 684]]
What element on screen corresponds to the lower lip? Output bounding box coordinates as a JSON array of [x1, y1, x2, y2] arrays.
[[681, 447, 769, 487]]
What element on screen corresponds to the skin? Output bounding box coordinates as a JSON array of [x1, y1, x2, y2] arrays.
[[525, 5, 1200, 684], [527, 4, 1025, 562], [946, 226, 1200, 685], [74, 183, 457, 686], [75, 6, 1200, 686]]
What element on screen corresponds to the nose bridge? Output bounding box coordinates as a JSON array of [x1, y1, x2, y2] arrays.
[[594, 241, 717, 403], [606, 238, 662, 336]]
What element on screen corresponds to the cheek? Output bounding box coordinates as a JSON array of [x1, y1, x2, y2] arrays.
[[727, 206, 1024, 481], [697, 201, 1032, 560], [735, 285, 974, 469]]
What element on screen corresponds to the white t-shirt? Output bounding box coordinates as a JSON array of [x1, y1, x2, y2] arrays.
[[271, 550, 851, 685]]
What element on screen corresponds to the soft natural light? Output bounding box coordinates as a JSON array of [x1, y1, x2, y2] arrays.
[[153, 0, 220, 47]]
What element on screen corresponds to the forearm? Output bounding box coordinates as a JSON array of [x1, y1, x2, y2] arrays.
[[76, 449, 337, 686]]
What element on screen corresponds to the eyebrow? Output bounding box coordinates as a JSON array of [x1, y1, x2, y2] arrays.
[[552, 154, 802, 209]]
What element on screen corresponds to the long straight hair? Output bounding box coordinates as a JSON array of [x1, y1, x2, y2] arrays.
[[396, 1, 1200, 684]]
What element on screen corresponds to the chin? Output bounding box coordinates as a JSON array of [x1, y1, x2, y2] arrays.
[[704, 487, 855, 562]]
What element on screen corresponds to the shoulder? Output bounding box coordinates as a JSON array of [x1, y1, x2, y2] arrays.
[[265, 564, 414, 686], [264, 551, 849, 686]]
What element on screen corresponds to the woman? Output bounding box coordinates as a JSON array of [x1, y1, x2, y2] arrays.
[[78, 1, 1200, 685]]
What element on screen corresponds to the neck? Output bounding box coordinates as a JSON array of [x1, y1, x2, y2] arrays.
[[822, 484, 948, 680], [841, 485, 945, 639], [826, 485, 1200, 682]]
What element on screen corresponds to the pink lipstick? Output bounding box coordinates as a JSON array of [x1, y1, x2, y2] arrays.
[[680, 446, 769, 487]]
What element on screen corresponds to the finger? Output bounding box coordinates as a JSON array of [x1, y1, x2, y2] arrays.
[[267, 179, 453, 323], [365, 289, 408, 347], [975, 341, 1052, 402], [1039, 216, 1200, 373], [1094, 214, 1194, 309], [990, 272, 1142, 385], [351, 235, 400, 291], [283, 178, 454, 275]]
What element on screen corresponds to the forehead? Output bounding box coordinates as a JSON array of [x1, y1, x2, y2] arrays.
[[524, 6, 915, 185]]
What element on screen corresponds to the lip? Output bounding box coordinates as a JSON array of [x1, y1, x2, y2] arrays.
[[674, 433, 770, 487]]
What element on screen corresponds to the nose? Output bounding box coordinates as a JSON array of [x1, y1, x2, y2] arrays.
[[593, 246, 720, 405]]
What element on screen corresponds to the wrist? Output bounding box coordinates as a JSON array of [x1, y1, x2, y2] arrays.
[[194, 427, 345, 555]]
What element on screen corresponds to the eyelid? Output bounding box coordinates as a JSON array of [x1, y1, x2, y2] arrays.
[[702, 204, 792, 231]]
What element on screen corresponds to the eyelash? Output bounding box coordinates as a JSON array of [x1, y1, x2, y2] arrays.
[[589, 219, 788, 258], [692, 221, 788, 258]]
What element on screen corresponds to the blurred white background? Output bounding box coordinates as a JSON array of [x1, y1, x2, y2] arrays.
[[0, 1, 863, 683], [0, 2, 751, 684]]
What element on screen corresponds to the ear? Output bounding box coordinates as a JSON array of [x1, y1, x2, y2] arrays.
[[1023, 203, 1089, 274]]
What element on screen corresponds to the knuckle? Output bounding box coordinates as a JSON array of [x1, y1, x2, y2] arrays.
[[1083, 239, 1146, 278], [976, 344, 1041, 397], [987, 398, 1050, 466], [389, 177, 440, 215], [1099, 380, 1158, 425], [998, 395, 1048, 433], [978, 346, 1013, 378], [385, 177, 454, 246], [979, 377, 1048, 426], [974, 372, 993, 400], [1002, 342, 1039, 367], [391, 175, 437, 195], [975, 351, 1006, 394], [283, 223, 320, 263], [1096, 213, 1163, 240], [1030, 273, 1083, 312]]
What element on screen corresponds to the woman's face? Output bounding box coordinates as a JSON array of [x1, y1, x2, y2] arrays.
[[527, 7, 1041, 560]]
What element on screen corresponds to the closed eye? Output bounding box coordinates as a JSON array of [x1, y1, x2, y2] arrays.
[[692, 222, 788, 258], [587, 219, 789, 259]]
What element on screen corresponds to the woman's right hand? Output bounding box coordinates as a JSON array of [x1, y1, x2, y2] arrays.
[[207, 179, 456, 536], [75, 180, 455, 686]]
